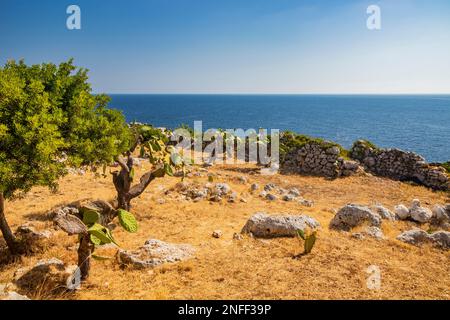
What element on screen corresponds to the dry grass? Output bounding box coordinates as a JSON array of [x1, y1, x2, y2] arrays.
[[0, 161, 449, 300]]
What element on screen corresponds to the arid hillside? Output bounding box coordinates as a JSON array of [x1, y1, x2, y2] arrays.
[[0, 160, 449, 300]]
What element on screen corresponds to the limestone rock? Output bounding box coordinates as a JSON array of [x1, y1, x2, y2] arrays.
[[429, 231, 450, 249], [396, 229, 429, 246], [329, 204, 381, 231], [373, 205, 396, 221], [397, 229, 450, 249], [394, 205, 410, 220], [241, 212, 320, 238], [13, 258, 78, 294], [409, 199, 432, 223], [212, 230, 223, 238], [266, 194, 278, 201], [118, 239, 195, 269]]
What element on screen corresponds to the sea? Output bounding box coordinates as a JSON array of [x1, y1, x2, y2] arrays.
[[109, 94, 450, 163]]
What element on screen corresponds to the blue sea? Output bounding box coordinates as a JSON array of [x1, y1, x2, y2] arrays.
[[109, 94, 450, 163]]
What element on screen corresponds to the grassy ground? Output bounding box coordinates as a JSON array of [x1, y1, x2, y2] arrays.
[[0, 161, 449, 300]]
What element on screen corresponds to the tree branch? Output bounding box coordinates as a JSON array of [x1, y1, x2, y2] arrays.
[[127, 165, 165, 199]]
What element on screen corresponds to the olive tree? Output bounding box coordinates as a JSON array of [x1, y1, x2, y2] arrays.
[[0, 59, 131, 255]]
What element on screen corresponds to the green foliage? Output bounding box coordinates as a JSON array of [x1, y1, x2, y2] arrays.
[[297, 228, 318, 255], [0, 59, 131, 199], [117, 209, 138, 233], [82, 209, 100, 225], [88, 223, 117, 246], [441, 161, 450, 174]]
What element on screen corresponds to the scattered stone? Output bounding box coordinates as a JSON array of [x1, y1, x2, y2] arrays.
[[266, 194, 278, 201], [13, 258, 78, 294], [241, 212, 320, 238], [409, 199, 432, 223], [373, 205, 396, 221], [429, 231, 450, 249], [282, 194, 295, 202], [298, 199, 314, 207], [240, 198, 248, 203], [394, 204, 410, 220], [250, 183, 259, 191], [329, 204, 381, 231], [364, 226, 384, 240], [157, 198, 166, 205], [16, 223, 52, 241], [351, 233, 365, 240], [118, 239, 195, 269], [212, 230, 223, 238], [397, 229, 429, 246], [233, 233, 243, 240], [259, 191, 267, 198], [288, 188, 301, 197], [397, 229, 450, 249], [432, 205, 448, 223], [228, 192, 238, 203], [264, 183, 276, 192]]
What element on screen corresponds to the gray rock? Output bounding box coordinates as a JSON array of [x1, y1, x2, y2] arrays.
[[330, 204, 381, 231], [409, 200, 432, 223], [373, 205, 396, 221], [394, 204, 410, 220], [250, 183, 259, 191], [16, 223, 52, 240], [396, 229, 430, 246], [365, 226, 384, 240], [214, 183, 232, 196], [288, 188, 301, 197], [241, 212, 320, 238], [13, 258, 77, 292], [429, 231, 450, 249], [264, 183, 276, 192], [282, 194, 295, 202], [298, 199, 314, 207], [118, 239, 195, 269], [266, 194, 278, 201], [432, 205, 448, 222]]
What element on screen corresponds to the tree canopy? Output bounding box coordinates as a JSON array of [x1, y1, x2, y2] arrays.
[[0, 59, 131, 199]]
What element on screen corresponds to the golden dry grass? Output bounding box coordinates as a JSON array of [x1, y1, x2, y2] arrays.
[[0, 161, 449, 300]]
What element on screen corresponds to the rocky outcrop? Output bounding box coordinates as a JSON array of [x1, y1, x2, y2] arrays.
[[117, 239, 195, 269], [397, 229, 450, 249], [281, 141, 360, 179], [241, 212, 320, 238], [330, 204, 382, 231], [13, 258, 79, 294], [350, 140, 449, 190]]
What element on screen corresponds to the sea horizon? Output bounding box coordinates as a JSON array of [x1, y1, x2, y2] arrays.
[[108, 94, 450, 163]]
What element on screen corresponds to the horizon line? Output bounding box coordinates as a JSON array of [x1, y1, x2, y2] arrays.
[[99, 92, 450, 96]]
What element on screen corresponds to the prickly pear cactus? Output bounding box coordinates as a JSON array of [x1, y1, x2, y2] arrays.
[[117, 209, 138, 233]]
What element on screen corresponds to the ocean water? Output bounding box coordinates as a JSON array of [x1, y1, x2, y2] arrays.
[[109, 94, 450, 163]]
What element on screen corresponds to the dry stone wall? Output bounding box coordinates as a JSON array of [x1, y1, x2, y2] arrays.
[[350, 140, 449, 191]]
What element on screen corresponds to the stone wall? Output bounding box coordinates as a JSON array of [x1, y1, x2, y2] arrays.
[[350, 140, 449, 191], [281, 142, 360, 178]]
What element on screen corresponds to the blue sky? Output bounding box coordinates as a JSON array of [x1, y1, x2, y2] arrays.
[[1, 0, 449, 94]]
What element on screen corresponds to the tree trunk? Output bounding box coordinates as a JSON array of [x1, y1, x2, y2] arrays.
[[78, 234, 93, 280], [112, 154, 165, 211], [0, 192, 24, 255]]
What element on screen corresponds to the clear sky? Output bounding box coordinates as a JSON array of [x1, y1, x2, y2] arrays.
[[1, 0, 449, 94]]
